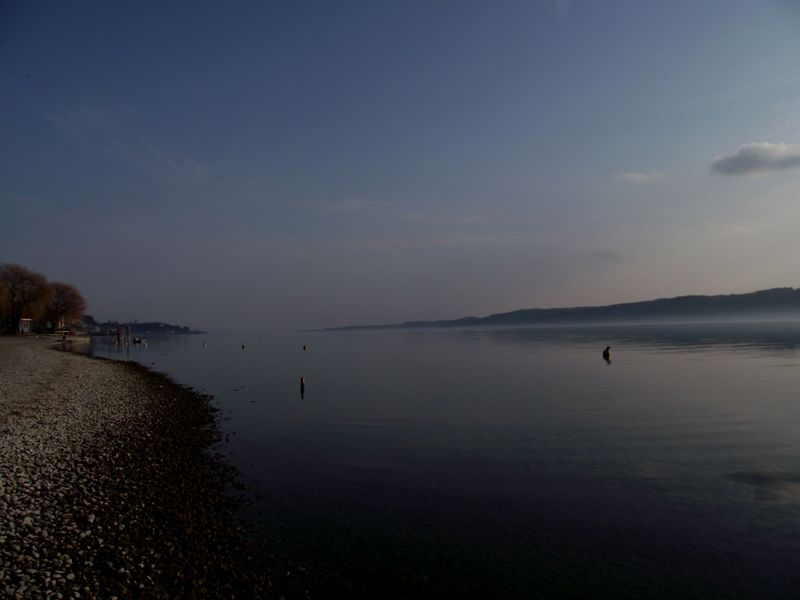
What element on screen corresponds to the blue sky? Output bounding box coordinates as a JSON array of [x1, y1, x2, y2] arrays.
[[3, 1, 800, 329]]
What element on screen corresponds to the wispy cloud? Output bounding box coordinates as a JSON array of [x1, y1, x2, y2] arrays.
[[337, 231, 537, 252], [710, 142, 800, 175], [299, 200, 390, 212], [111, 140, 207, 184], [45, 105, 208, 184], [326, 200, 389, 211], [400, 213, 484, 226], [613, 171, 663, 184]]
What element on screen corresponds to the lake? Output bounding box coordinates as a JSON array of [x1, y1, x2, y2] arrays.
[[87, 323, 800, 598]]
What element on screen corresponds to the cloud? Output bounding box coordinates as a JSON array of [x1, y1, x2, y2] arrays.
[[111, 140, 207, 184], [325, 200, 389, 211], [400, 213, 484, 226], [613, 172, 663, 184], [710, 142, 800, 175], [45, 106, 207, 184], [300, 200, 390, 212]]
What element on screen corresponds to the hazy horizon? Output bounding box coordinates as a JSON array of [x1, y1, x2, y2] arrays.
[[3, 1, 800, 330], [82, 285, 800, 332]]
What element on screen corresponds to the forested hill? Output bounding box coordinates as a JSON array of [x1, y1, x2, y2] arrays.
[[331, 287, 800, 331]]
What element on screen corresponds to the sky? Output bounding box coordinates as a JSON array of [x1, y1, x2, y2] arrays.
[[2, 0, 800, 330]]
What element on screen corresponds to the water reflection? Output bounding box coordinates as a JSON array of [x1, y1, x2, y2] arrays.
[[726, 471, 800, 503], [449, 321, 800, 355]]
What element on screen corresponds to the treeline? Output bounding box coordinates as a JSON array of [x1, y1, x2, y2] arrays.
[[0, 263, 86, 334], [84, 315, 204, 335]]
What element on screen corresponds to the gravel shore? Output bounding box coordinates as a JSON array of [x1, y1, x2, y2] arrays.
[[0, 337, 271, 598]]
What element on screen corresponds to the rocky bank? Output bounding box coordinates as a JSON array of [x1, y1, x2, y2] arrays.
[[0, 337, 271, 598]]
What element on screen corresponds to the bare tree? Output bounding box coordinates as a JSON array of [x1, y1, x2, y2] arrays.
[[0, 264, 52, 333], [0, 280, 8, 329], [48, 282, 87, 330]]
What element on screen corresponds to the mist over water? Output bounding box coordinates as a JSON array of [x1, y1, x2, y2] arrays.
[[89, 322, 800, 598]]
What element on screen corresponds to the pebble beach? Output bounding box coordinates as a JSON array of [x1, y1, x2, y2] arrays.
[[0, 337, 271, 599]]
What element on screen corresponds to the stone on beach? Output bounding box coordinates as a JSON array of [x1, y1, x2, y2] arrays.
[[0, 337, 271, 598]]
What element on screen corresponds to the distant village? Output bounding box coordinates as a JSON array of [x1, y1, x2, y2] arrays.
[[0, 263, 204, 335]]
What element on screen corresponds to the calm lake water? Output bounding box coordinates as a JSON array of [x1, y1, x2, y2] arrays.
[[88, 323, 800, 598]]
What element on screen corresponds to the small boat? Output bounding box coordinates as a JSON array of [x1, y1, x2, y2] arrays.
[[133, 337, 143, 344]]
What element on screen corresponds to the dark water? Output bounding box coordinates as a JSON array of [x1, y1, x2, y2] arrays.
[[89, 323, 800, 598]]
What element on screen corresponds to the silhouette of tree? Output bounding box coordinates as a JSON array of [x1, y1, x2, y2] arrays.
[[0, 263, 52, 333], [0, 280, 8, 329], [48, 282, 86, 330]]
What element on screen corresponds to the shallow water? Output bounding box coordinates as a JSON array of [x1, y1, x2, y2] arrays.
[[89, 323, 800, 598]]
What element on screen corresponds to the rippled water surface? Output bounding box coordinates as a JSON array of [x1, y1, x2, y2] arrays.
[[89, 323, 800, 598]]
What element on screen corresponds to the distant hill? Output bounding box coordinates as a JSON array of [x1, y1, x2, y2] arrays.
[[82, 315, 206, 335], [330, 287, 800, 331]]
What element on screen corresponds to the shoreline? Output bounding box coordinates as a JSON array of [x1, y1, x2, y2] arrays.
[[0, 336, 271, 598]]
